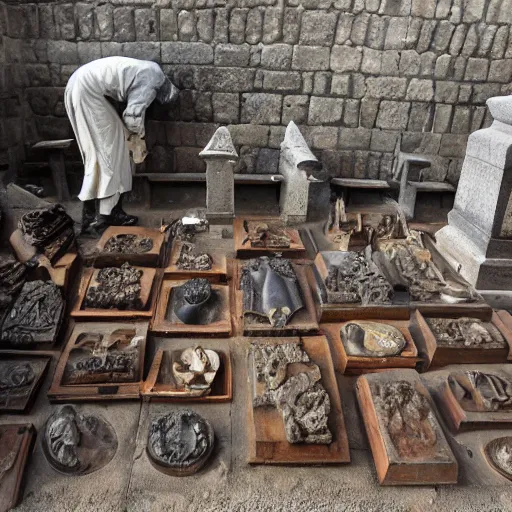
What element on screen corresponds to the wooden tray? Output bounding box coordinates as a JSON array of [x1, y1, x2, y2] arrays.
[[141, 346, 232, 402], [0, 354, 50, 413], [356, 369, 458, 485], [164, 240, 227, 282], [233, 260, 319, 337], [70, 267, 160, 320], [234, 217, 306, 258], [151, 279, 232, 337], [48, 321, 149, 402], [0, 424, 35, 512], [247, 336, 350, 465], [322, 320, 421, 374], [94, 226, 166, 267], [411, 310, 512, 370], [436, 365, 512, 432]]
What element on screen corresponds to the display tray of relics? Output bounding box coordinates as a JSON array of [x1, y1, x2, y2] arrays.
[[141, 339, 231, 402], [47, 321, 149, 402], [94, 226, 166, 268], [233, 217, 307, 258], [0, 354, 50, 413], [234, 256, 318, 336], [484, 435, 512, 482], [0, 423, 36, 512], [434, 365, 512, 432], [247, 336, 350, 465], [322, 318, 421, 374], [71, 263, 159, 319], [151, 277, 231, 336], [355, 369, 458, 485], [411, 310, 512, 370], [0, 279, 65, 350]]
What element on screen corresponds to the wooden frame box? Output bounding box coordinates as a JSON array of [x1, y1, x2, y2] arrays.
[[247, 336, 350, 465], [0, 355, 50, 413], [322, 319, 421, 374], [233, 259, 319, 336], [356, 369, 458, 485], [141, 345, 232, 403], [234, 217, 307, 258], [48, 321, 149, 402], [436, 365, 512, 432], [94, 226, 166, 267], [70, 267, 160, 320], [151, 278, 232, 337], [495, 310, 512, 360], [411, 310, 512, 370], [0, 424, 35, 512], [164, 240, 227, 282]]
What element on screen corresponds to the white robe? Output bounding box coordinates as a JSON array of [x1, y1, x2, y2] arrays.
[[64, 57, 167, 214]]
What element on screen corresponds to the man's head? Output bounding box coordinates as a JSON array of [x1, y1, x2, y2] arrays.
[[156, 78, 178, 104]]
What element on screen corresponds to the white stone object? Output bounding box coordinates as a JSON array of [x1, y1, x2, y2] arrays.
[[200, 127, 238, 220]]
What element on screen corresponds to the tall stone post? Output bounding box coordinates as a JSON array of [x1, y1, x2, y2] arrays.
[[279, 121, 323, 225], [199, 127, 238, 222], [436, 95, 512, 296]]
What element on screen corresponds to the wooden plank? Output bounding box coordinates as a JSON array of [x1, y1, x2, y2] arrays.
[[409, 181, 455, 192], [139, 172, 284, 184], [32, 139, 73, 149], [331, 178, 390, 189]]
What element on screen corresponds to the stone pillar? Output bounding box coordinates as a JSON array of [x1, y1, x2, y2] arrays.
[[199, 127, 238, 221], [279, 121, 323, 225], [436, 96, 512, 293]]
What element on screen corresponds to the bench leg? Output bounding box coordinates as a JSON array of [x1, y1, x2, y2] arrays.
[[49, 152, 70, 201]]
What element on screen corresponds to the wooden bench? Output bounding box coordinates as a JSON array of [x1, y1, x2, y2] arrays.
[[137, 172, 284, 184]]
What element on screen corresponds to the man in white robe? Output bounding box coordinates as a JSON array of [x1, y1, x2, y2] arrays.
[[64, 56, 178, 232]]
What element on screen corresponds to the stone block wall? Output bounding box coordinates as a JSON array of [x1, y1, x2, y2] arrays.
[[1, 0, 512, 182]]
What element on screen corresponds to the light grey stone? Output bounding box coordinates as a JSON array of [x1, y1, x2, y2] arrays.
[[256, 148, 279, 174], [449, 24, 467, 55], [300, 11, 337, 46], [160, 9, 178, 41], [365, 14, 386, 49], [302, 72, 314, 94], [335, 13, 354, 44], [292, 46, 330, 71], [195, 67, 254, 92], [384, 17, 408, 50], [77, 42, 101, 64], [499, 0, 512, 23], [452, 55, 468, 80], [478, 25, 498, 57], [262, 71, 302, 92], [489, 60, 512, 83], [492, 26, 509, 59], [262, 8, 282, 44], [376, 101, 410, 130], [439, 133, 468, 157], [350, 13, 370, 46], [408, 102, 433, 132], [370, 130, 399, 152], [472, 83, 501, 104], [47, 41, 78, 64], [399, 50, 421, 76], [282, 95, 309, 125], [339, 128, 371, 150], [461, 24, 479, 57], [361, 48, 382, 74], [365, 77, 407, 99], [381, 50, 400, 75], [76, 3, 94, 40], [308, 127, 339, 149], [435, 81, 459, 103], [55, 4, 76, 40], [228, 124, 269, 146], [242, 93, 282, 124], [487, 95, 512, 125], [330, 46, 362, 72], [178, 10, 196, 41], [360, 98, 379, 128], [197, 10, 214, 42], [451, 106, 471, 133], [465, 58, 489, 81], [214, 8, 229, 43], [432, 20, 455, 52], [229, 8, 247, 44], [161, 42, 213, 64], [313, 72, 332, 95], [420, 51, 436, 76], [114, 7, 136, 42], [246, 8, 263, 44], [214, 43, 250, 67], [435, 0, 452, 18], [122, 42, 160, 61], [343, 99, 360, 127], [331, 74, 350, 96], [283, 8, 301, 44], [366, 0, 381, 13], [101, 42, 123, 58], [416, 20, 436, 54], [213, 93, 239, 124], [135, 9, 158, 41], [405, 18, 423, 50], [462, 0, 485, 22], [94, 4, 114, 41], [412, 0, 436, 17], [308, 96, 344, 125], [261, 44, 292, 69], [435, 55, 452, 79], [406, 78, 434, 101]]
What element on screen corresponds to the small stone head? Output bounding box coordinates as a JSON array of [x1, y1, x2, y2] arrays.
[[183, 278, 212, 305]]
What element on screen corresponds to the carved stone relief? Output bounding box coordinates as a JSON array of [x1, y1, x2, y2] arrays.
[[241, 257, 304, 328], [176, 242, 213, 271], [0, 259, 27, 310], [340, 321, 406, 357], [147, 410, 214, 476], [485, 437, 512, 480], [243, 221, 291, 249], [1, 280, 64, 346], [103, 234, 153, 254], [42, 405, 118, 475], [170, 278, 220, 325], [252, 342, 332, 444], [172, 347, 220, 397]]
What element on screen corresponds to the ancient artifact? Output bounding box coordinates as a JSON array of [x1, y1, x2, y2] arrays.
[[0, 258, 27, 310], [84, 262, 143, 310], [340, 321, 406, 357], [176, 242, 212, 271], [243, 220, 291, 249], [324, 249, 393, 306], [146, 410, 214, 476], [1, 280, 64, 346], [241, 257, 304, 327], [0, 424, 35, 512], [0, 357, 49, 412], [42, 405, 118, 475], [448, 371, 512, 412], [172, 346, 220, 397], [252, 342, 332, 444], [485, 437, 512, 480], [426, 317, 506, 348], [19, 204, 75, 264], [200, 126, 238, 220], [171, 278, 219, 325], [103, 233, 153, 254]]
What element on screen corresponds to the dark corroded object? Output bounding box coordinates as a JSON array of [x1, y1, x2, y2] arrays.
[[0, 259, 27, 310], [103, 233, 153, 254], [42, 405, 117, 475], [147, 410, 214, 476], [172, 347, 220, 396], [485, 437, 512, 481], [426, 317, 506, 348], [1, 280, 64, 346], [448, 371, 512, 412], [252, 343, 332, 444], [63, 330, 142, 385], [241, 257, 304, 328], [19, 204, 75, 264], [84, 263, 143, 310], [171, 278, 219, 325], [372, 381, 437, 460], [340, 321, 406, 357], [243, 221, 291, 248], [325, 250, 393, 305], [176, 242, 212, 271]]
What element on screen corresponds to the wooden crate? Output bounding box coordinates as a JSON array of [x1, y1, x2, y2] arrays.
[[247, 336, 350, 465]]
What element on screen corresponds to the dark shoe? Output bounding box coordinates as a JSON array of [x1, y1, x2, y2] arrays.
[[108, 194, 138, 226], [81, 200, 97, 234]]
